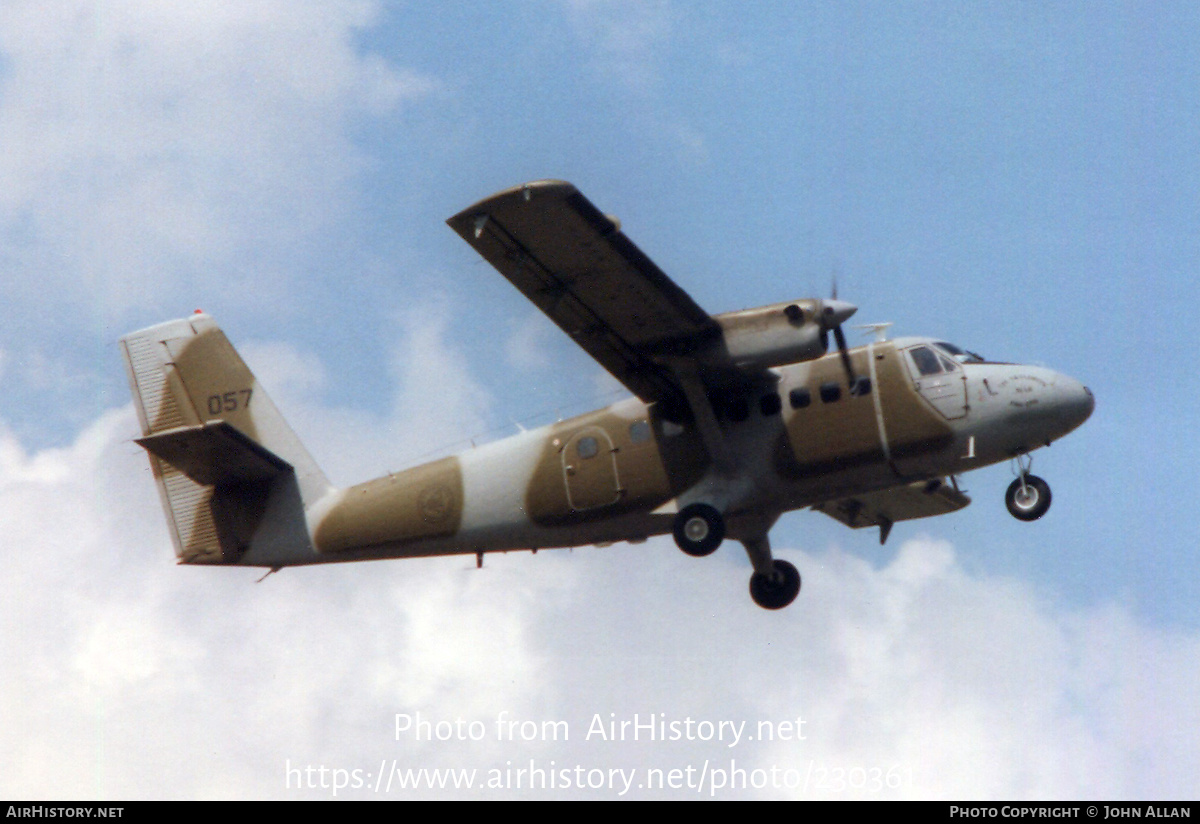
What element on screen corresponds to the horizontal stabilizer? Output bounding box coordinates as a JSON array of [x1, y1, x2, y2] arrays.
[[136, 421, 293, 487], [813, 478, 970, 541]]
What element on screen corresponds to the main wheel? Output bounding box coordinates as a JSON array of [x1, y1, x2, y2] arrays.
[[1006, 475, 1052, 521], [749, 559, 802, 610], [672, 503, 725, 557]]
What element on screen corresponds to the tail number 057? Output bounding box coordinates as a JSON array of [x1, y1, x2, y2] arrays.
[[207, 388, 253, 416]]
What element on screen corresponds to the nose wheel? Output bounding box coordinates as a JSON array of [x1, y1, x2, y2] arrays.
[[1006, 454, 1052, 521], [1006, 475, 1051, 521]]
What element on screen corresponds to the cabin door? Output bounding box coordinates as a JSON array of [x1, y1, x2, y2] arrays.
[[562, 427, 621, 510]]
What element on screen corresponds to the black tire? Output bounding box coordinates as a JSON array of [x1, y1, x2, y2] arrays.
[[672, 503, 725, 557], [1006, 475, 1052, 521], [749, 559, 802, 610]]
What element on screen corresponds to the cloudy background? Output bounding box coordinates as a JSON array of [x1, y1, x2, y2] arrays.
[[2, 1, 1197, 799]]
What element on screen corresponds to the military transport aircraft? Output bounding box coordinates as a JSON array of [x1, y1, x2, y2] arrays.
[[120, 180, 1094, 609]]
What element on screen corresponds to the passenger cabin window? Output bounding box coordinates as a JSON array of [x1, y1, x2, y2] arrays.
[[577, 436, 599, 459], [789, 388, 811, 409], [819, 382, 841, 403], [760, 393, 781, 416], [629, 420, 652, 444]]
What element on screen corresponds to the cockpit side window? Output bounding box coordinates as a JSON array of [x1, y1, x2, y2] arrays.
[[935, 341, 986, 364], [909, 346, 943, 376]]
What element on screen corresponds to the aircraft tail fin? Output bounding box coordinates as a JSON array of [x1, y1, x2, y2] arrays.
[[120, 313, 330, 565]]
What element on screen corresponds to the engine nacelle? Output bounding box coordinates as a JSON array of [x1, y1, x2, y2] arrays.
[[704, 299, 845, 370]]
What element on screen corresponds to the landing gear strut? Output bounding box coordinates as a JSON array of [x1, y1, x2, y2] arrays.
[[749, 559, 801, 610], [674, 503, 802, 609], [742, 534, 801, 609], [672, 503, 725, 557], [1006, 455, 1052, 521]]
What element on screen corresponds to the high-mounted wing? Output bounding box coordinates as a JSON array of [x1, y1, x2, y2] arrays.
[[447, 180, 720, 408]]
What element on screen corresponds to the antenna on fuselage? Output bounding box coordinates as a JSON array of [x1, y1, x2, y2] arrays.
[[855, 322, 893, 342]]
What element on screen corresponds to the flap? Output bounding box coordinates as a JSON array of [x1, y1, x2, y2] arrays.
[[813, 479, 971, 531]]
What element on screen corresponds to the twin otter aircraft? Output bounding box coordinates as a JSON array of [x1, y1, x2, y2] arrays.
[[121, 180, 1094, 609]]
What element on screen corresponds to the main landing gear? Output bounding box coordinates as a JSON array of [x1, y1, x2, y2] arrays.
[[672, 503, 725, 557], [672, 507, 801, 610], [1006, 454, 1052, 521], [749, 559, 801, 610]]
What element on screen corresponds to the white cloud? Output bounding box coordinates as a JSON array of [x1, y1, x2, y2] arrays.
[[503, 311, 555, 373], [386, 302, 493, 453], [0, 377, 1195, 798], [238, 301, 494, 486], [559, 1, 708, 167], [562, 0, 673, 96], [0, 0, 435, 319]]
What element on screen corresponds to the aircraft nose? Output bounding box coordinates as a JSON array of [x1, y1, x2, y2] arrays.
[[1055, 375, 1095, 432]]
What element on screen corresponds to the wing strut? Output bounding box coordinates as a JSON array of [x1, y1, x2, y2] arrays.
[[668, 359, 737, 477]]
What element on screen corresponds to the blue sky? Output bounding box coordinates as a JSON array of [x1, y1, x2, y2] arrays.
[[1, 1, 1197, 799]]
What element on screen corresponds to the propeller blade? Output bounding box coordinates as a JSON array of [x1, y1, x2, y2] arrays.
[[817, 296, 861, 389], [812, 287, 865, 394], [833, 324, 856, 385]]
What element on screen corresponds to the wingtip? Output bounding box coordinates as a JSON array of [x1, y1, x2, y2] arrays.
[[447, 179, 578, 226]]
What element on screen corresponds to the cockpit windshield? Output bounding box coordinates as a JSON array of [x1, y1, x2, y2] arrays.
[[934, 341, 986, 364]]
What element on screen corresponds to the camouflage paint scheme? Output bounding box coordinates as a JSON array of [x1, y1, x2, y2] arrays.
[[123, 315, 1090, 566], [120, 180, 1093, 609]]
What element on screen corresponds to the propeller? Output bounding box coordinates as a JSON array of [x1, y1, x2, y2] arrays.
[[818, 278, 863, 393]]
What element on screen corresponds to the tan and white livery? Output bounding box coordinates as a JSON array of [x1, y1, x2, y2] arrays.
[[120, 181, 1094, 609]]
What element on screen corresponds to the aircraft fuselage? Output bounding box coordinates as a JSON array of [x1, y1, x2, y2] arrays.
[[260, 336, 1092, 568], [123, 180, 1094, 609]]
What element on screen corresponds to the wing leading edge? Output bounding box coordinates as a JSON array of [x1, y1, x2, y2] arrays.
[[447, 180, 720, 409]]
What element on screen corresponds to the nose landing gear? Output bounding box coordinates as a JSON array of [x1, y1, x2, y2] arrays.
[[1006, 455, 1052, 521]]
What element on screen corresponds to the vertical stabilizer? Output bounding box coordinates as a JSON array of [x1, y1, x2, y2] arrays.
[[120, 313, 329, 565]]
